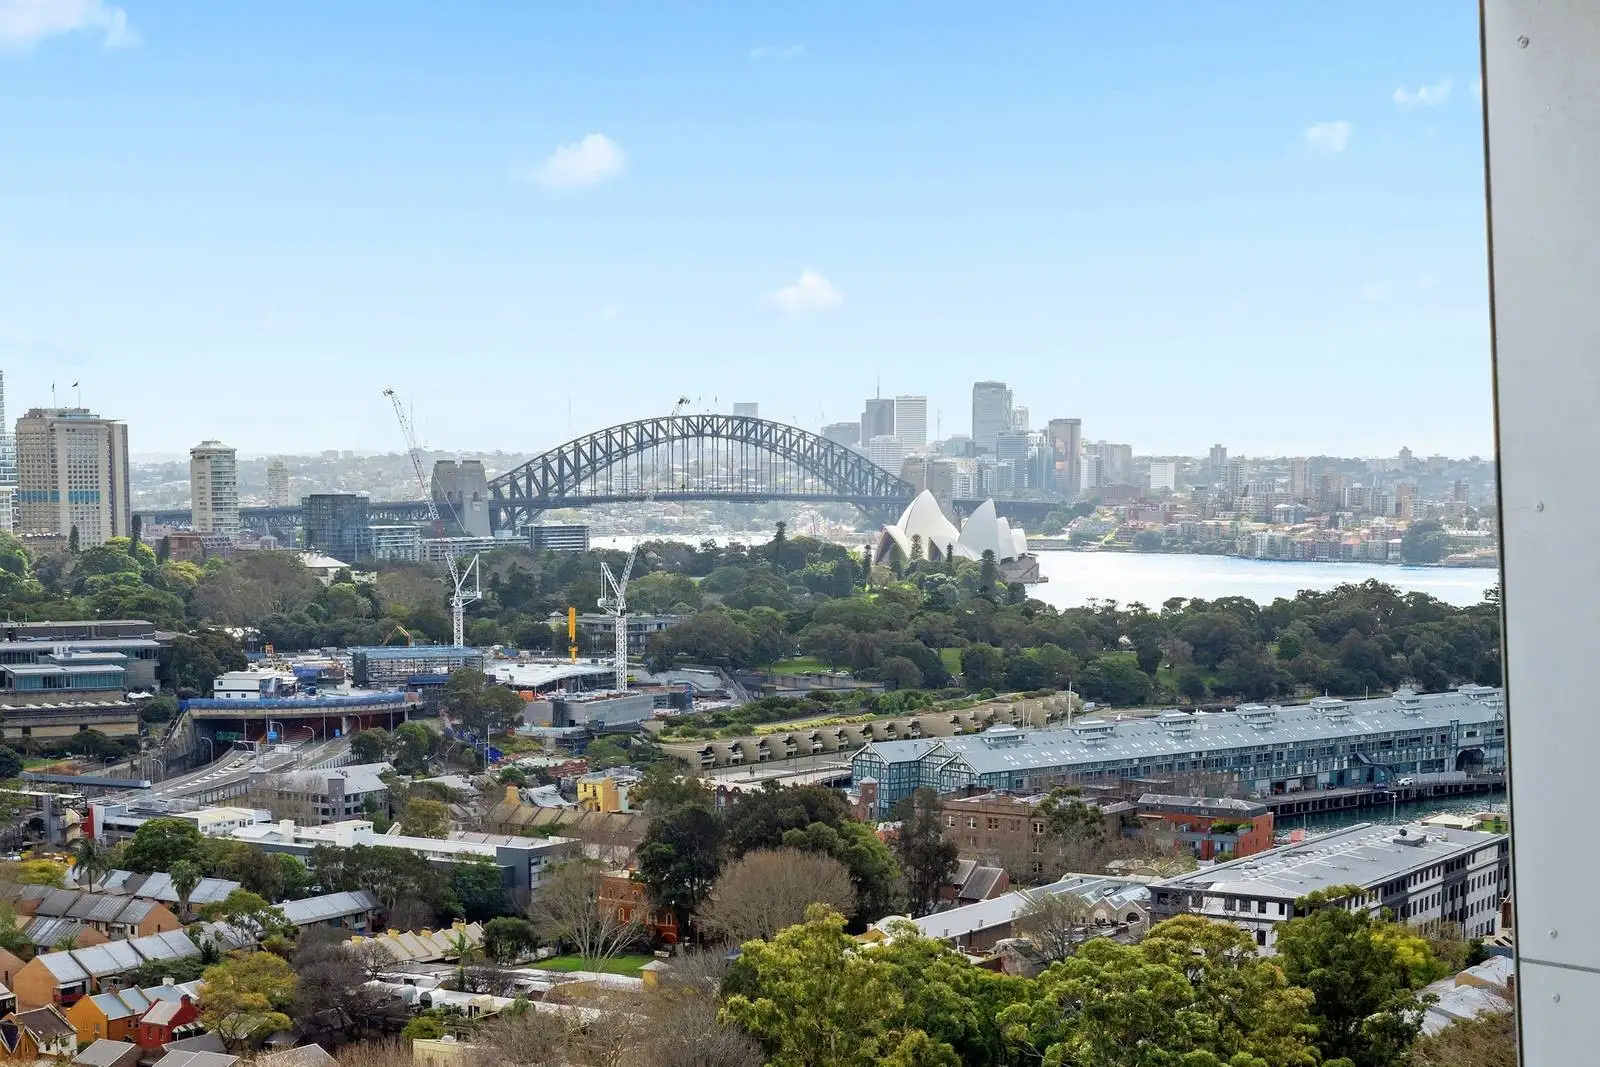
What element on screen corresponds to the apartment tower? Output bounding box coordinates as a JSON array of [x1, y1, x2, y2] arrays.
[[15, 407, 130, 546], [190, 440, 240, 538]]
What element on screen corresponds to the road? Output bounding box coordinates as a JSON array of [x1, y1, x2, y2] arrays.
[[100, 735, 351, 806]]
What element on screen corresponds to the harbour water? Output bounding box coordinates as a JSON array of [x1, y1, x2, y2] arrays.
[[1280, 789, 1508, 836], [594, 533, 1497, 609], [1028, 552, 1494, 609]]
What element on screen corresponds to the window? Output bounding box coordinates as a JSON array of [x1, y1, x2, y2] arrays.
[[967, 817, 977, 829]]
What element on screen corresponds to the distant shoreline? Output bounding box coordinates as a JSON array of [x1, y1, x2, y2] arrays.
[[1027, 544, 1498, 569]]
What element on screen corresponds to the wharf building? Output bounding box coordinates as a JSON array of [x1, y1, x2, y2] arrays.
[[1149, 821, 1509, 949], [852, 686, 1505, 818]]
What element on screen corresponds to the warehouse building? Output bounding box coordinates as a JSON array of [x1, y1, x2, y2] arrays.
[[852, 686, 1505, 817]]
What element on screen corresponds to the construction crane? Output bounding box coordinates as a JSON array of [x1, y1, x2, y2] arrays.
[[383, 388, 481, 648], [597, 396, 691, 691]]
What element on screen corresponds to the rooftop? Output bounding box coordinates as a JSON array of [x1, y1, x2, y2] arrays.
[[910, 875, 1151, 942], [351, 646, 479, 661], [859, 687, 1504, 776], [276, 890, 381, 926], [1152, 822, 1506, 901], [489, 662, 612, 689]]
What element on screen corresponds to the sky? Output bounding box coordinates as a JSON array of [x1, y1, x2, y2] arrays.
[[0, 1, 1492, 459]]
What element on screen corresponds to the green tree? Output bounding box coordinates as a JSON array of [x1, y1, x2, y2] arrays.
[[482, 916, 539, 963], [349, 728, 391, 763], [71, 835, 110, 893], [1274, 887, 1436, 1067], [637, 805, 724, 918], [222, 844, 285, 900], [125, 818, 205, 873], [199, 952, 297, 1047], [1000, 917, 1321, 1067], [892, 788, 957, 917], [68, 525, 80, 553], [401, 1015, 446, 1042], [0, 904, 30, 955], [979, 549, 998, 594], [879, 655, 923, 691], [0, 747, 21, 780], [404, 797, 451, 838], [960, 643, 1005, 691], [169, 860, 201, 919], [451, 855, 511, 920], [771, 520, 788, 569], [723, 905, 961, 1066], [442, 668, 524, 739], [1400, 521, 1451, 565]]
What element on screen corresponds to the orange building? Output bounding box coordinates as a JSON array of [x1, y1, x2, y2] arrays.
[[0, 1006, 77, 1061], [1134, 794, 1274, 861], [599, 873, 678, 944]]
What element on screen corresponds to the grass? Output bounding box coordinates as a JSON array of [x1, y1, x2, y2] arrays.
[[939, 647, 963, 673], [536, 953, 655, 976], [769, 657, 830, 675]]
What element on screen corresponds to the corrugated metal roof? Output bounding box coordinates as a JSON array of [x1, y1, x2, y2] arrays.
[[37, 951, 88, 983], [861, 688, 1505, 777], [127, 931, 198, 962], [89, 993, 138, 1021], [277, 890, 380, 926], [23, 917, 95, 949]]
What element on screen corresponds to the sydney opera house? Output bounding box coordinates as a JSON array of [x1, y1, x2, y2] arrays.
[[873, 491, 1043, 581]]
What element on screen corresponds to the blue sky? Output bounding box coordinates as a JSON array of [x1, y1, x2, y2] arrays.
[[0, 2, 1491, 458]]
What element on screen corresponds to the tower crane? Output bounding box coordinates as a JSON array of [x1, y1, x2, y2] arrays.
[[597, 396, 691, 691], [383, 388, 481, 647]]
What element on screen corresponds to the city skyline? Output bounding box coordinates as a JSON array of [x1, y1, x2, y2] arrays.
[[1, 3, 1490, 455]]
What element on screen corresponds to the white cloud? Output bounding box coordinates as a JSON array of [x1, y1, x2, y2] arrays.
[[1303, 120, 1352, 154], [1393, 78, 1453, 109], [0, 0, 138, 51], [515, 133, 626, 191], [750, 43, 804, 60], [770, 270, 842, 315]]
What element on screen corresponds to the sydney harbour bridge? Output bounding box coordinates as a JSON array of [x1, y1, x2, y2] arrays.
[[137, 413, 1056, 532]]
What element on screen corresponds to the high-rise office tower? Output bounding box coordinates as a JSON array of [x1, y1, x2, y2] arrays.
[[0, 372, 15, 534], [189, 440, 240, 538], [1289, 458, 1311, 501], [16, 407, 130, 547], [971, 381, 1012, 454], [861, 397, 895, 443], [266, 460, 291, 507], [867, 435, 907, 475], [1046, 418, 1082, 498], [733, 402, 760, 418], [892, 396, 928, 447], [994, 431, 1034, 490], [1149, 461, 1178, 492], [1011, 406, 1030, 433], [822, 422, 862, 448]]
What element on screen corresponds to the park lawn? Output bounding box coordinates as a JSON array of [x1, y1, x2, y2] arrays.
[[939, 647, 963, 673], [537, 953, 655, 976], [769, 657, 829, 675]]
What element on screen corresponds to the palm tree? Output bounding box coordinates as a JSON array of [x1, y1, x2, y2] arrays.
[[170, 860, 201, 920], [71, 836, 106, 894], [449, 930, 479, 992]]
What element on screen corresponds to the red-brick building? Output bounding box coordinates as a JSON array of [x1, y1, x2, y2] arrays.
[[1134, 794, 1274, 860]]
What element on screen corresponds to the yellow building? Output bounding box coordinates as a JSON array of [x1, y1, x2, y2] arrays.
[[412, 1036, 481, 1067], [575, 772, 633, 813]]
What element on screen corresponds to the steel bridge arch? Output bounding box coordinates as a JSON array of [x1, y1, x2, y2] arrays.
[[488, 414, 914, 530]]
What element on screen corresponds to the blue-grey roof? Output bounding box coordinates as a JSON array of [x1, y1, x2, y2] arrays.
[[858, 687, 1505, 777], [911, 875, 1150, 941], [277, 890, 381, 926], [351, 646, 479, 660], [1151, 821, 1506, 900]]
